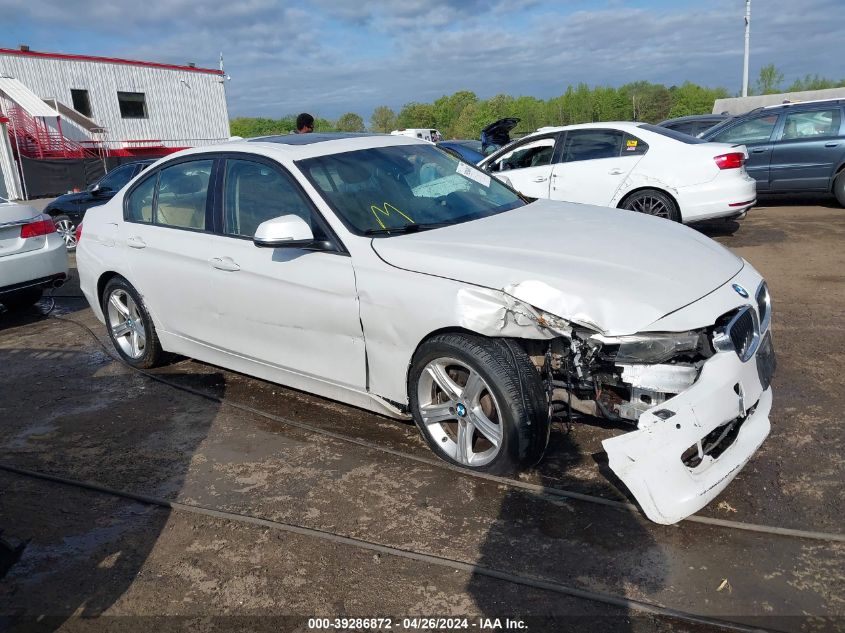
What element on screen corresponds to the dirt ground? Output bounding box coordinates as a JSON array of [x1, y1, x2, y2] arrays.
[[1, 195, 843, 633]]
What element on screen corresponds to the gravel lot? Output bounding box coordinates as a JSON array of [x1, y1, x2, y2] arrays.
[[1, 196, 843, 632]]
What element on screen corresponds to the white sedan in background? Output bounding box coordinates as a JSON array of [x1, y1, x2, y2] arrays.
[[76, 133, 774, 524], [478, 122, 757, 223], [0, 197, 68, 311]]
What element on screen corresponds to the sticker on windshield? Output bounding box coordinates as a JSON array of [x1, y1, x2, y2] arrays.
[[456, 162, 491, 188]]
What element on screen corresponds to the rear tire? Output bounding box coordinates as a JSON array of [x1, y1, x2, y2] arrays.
[[621, 189, 682, 222], [52, 215, 78, 251], [834, 171, 845, 207], [408, 333, 549, 475], [1, 287, 43, 311], [101, 277, 163, 369]]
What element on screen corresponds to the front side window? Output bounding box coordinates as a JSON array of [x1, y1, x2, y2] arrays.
[[562, 130, 624, 162], [155, 160, 213, 230], [223, 159, 321, 238], [71, 89, 92, 117], [781, 109, 842, 140], [711, 114, 779, 144], [125, 174, 156, 223], [490, 137, 556, 172], [299, 144, 524, 235], [117, 91, 147, 119]]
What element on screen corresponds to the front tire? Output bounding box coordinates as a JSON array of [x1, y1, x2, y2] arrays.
[[409, 333, 549, 475], [834, 171, 845, 207], [621, 189, 682, 222], [101, 277, 163, 368], [52, 215, 78, 251]]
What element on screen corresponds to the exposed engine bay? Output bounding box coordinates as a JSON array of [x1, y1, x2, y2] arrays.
[[524, 327, 714, 427]]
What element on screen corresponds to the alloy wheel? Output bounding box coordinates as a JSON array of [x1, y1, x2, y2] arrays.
[[106, 289, 147, 359], [417, 357, 503, 466], [628, 194, 671, 219], [54, 218, 77, 250]]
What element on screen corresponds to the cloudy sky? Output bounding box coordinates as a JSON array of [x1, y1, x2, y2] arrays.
[[1, 0, 841, 120]]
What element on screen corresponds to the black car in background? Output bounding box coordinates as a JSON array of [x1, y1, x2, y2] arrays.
[[657, 114, 729, 137], [45, 159, 154, 250], [700, 99, 845, 206]]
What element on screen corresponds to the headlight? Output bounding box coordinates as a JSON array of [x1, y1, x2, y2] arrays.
[[609, 332, 702, 364]]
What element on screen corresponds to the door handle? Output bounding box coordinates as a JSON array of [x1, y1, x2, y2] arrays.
[[608, 168, 624, 175], [127, 236, 146, 249], [825, 142, 839, 148], [751, 147, 768, 153], [532, 176, 549, 183], [209, 256, 240, 272]]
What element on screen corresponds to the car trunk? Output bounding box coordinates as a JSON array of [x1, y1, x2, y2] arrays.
[[0, 204, 45, 257]]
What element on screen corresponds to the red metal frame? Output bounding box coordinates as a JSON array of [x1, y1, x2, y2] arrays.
[[0, 47, 223, 75]]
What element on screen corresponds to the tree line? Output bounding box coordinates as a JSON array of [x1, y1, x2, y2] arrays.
[[230, 66, 845, 140]]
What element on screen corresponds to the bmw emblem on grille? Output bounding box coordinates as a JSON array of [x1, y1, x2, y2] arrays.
[[732, 284, 749, 298]]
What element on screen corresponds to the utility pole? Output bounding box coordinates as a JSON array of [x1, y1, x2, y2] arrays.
[[742, 0, 751, 97]]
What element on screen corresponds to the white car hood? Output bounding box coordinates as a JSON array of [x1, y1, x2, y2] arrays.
[[371, 199, 743, 335]]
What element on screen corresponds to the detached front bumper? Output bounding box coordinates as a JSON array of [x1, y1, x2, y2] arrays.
[[602, 333, 774, 525]]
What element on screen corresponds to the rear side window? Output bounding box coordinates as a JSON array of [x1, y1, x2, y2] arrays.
[[223, 158, 320, 238], [562, 129, 623, 162], [125, 174, 156, 223], [125, 160, 213, 228], [155, 160, 213, 230], [710, 114, 779, 144], [623, 133, 649, 155], [781, 108, 842, 140]]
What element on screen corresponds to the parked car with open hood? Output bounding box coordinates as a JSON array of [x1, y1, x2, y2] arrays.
[[45, 159, 154, 251], [76, 132, 775, 524], [478, 121, 757, 223], [1, 197, 68, 311]]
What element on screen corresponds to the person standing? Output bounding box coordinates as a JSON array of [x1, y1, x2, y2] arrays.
[[296, 113, 314, 134]]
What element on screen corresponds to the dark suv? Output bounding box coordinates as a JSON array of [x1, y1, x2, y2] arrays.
[[700, 99, 845, 205], [45, 159, 154, 250]]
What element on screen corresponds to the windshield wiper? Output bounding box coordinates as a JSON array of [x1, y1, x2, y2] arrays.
[[364, 222, 451, 236]]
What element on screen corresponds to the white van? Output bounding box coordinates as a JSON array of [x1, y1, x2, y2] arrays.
[[390, 128, 442, 142]]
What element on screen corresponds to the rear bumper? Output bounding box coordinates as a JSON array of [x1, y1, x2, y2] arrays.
[[0, 233, 69, 293], [602, 333, 773, 525], [676, 174, 757, 222]]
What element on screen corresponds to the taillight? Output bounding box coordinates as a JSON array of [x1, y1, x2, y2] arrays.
[[20, 214, 57, 238], [74, 223, 83, 244], [714, 152, 745, 169]]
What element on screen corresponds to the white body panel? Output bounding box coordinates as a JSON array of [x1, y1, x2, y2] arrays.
[[76, 134, 772, 523], [479, 122, 757, 223]]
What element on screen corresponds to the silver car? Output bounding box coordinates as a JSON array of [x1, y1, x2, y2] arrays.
[[0, 197, 68, 311]]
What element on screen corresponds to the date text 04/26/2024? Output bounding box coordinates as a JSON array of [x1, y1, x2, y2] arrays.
[[307, 617, 527, 630]]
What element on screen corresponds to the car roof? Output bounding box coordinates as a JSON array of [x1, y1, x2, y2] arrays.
[[534, 121, 645, 134], [658, 114, 728, 125], [248, 132, 388, 145], [154, 133, 428, 163], [741, 98, 845, 117]]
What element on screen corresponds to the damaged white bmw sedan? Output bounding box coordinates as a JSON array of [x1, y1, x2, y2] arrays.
[[76, 133, 776, 525]]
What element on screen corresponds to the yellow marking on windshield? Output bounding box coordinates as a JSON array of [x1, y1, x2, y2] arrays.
[[370, 202, 414, 229]]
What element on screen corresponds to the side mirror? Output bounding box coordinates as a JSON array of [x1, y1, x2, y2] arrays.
[[92, 184, 111, 196], [253, 214, 314, 248]]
